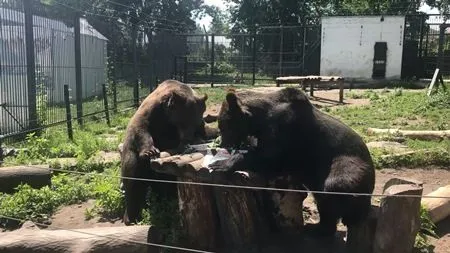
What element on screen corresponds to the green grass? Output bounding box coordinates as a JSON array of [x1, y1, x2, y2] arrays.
[[330, 89, 450, 135]]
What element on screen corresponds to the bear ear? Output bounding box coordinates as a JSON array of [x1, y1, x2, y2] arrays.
[[199, 94, 208, 103], [166, 92, 182, 109], [225, 92, 239, 109], [225, 92, 248, 115]]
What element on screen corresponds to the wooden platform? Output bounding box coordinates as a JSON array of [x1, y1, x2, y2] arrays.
[[276, 75, 345, 103]]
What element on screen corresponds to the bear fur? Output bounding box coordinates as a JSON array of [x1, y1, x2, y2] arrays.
[[209, 87, 375, 237], [120, 80, 211, 225]]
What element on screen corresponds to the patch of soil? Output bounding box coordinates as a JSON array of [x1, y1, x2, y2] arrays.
[[45, 199, 123, 231]]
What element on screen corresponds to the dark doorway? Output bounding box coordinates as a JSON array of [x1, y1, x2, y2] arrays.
[[372, 42, 388, 79]]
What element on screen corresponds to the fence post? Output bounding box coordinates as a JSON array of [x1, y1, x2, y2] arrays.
[[183, 56, 188, 83], [278, 25, 284, 77], [302, 27, 307, 75], [23, 0, 38, 131], [132, 21, 139, 108], [210, 34, 215, 87], [173, 56, 178, 80], [102, 84, 111, 127], [437, 24, 446, 69], [111, 34, 118, 113], [0, 135, 3, 163], [63, 85, 73, 141], [252, 32, 256, 85], [74, 14, 83, 126]]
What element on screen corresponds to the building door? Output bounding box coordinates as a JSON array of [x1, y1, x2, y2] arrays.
[[372, 42, 388, 79]]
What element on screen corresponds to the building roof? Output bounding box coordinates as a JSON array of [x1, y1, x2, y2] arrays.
[[0, 7, 108, 41]]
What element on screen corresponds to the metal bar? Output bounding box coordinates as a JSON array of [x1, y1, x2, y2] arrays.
[[183, 56, 188, 83], [302, 27, 307, 74], [74, 14, 83, 125], [210, 34, 215, 87], [24, 0, 38, 130], [278, 26, 284, 77], [437, 24, 448, 68], [63, 84, 73, 140], [252, 32, 256, 85], [132, 23, 139, 108], [102, 84, 111, 126]]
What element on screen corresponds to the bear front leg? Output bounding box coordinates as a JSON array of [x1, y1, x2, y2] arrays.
[[122, 179, 149, 225], [209, 152, 256, 174], [137, 132, 160, 160], [304, 193, 339, 238]]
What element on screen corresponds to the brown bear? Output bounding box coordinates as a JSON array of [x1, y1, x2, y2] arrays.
[[209, 87, 375, 238], [120, 79, 211, 225]]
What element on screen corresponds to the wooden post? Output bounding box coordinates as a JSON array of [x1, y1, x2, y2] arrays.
[[150, 152, 308, 252], [339, 79, 344, 104], [373, 179, 423, 253], [150, 153, 220, 251], [213, 171, 270, 251], [267, 175, 307, 233], [309, 79, 314, 97], [427, 68, 440, 96], [346, 206, 379, 253], [177, 180, 219, 251]]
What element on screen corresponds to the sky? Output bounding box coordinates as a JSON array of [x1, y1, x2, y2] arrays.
[[196, 0, 444, 29], [197, 0, 227, 29]]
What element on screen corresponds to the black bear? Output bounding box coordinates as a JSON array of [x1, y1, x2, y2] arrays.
[[120, 80, 211, 225], [209, 87, 375, 237]]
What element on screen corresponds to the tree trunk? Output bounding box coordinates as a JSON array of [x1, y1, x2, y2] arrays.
[[0, 224, 162, 253], [0, 165, 52, 193], [367, 128, 450, 140], [373, 183, 423, 253], [213, 171, 271, 252], [421, 185, 450, 223]]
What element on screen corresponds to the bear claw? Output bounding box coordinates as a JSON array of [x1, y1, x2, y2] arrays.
[[139, 147, 160, 160]]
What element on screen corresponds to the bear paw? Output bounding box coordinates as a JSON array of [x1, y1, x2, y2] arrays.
[[139, 147, 160, 160]]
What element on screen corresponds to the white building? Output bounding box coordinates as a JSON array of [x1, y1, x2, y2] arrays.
[[320, 16, 405, 80], [0, 7, 108, 134]]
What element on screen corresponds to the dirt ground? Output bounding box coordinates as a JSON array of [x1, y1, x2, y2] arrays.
[[203, 88, 372, 117]]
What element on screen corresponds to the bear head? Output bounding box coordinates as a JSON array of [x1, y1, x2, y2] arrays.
[[217, 91, 252, 148], [165, 91, 208, 143]]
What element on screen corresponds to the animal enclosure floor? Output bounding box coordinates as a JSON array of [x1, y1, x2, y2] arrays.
[[32, 166, 450, 253]]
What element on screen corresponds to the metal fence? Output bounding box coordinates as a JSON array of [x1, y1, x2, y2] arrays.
[[175, 25, 322, 85], [0, 0, 171, 149]]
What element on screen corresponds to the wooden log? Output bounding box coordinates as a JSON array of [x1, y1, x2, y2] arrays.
[[151, 153, 220, 250], [367, 128, 450, 140], [421, 185, 450, 223], [338, 79, 345, 104], [0, 165, 52, 193], [213, 170, 271, 251], [373, 183, 423, 253], [267, 175, 307, 233], [177, 179, 219, 251], [0, 225, 163, 253], [346, 206, 379, 253]]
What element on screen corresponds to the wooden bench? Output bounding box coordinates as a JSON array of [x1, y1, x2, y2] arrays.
[[276, 75, 345, 103]]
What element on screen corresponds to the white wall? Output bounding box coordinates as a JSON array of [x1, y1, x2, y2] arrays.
[[320, 16, 405, 80]]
